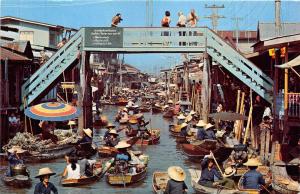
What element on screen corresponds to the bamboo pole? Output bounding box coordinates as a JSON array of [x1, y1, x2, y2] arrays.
[[236, 90, 241, 113], [243, 106, 253, 144], [235, 92, 245, 141], [23, 97, 28, 133]]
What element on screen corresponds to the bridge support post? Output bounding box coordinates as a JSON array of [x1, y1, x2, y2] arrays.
[[78, 51, 93, 131], [201, 38, 211, 123]]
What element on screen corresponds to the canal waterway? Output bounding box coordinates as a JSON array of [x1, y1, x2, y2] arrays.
[[0, 105, 199, 194]]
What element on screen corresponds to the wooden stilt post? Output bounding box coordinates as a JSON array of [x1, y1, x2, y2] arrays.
[[236, 90, 241, 113]]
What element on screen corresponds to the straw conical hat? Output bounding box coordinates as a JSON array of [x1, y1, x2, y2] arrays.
[[196, 120, 206, 127], [190, 110, 196, 115], [83, 128, 92, 138], [177, 114, 186, 120], [123, 108, 128, 112], [204, 123, 214, 130], [108, 129, 119, 136], [107, 123, 115, 128], [68, 120, 76, 126], [168, 166, 186, 181], [8, 146, 26, 154], [168, 100, 174, 104], [129, 119, 138, 124], [180, 122, 188, 129], [243, 158, 262, 166], [35, 167, 56, 178], [115, 141, 131, 149], [223, 167, 236, 177]]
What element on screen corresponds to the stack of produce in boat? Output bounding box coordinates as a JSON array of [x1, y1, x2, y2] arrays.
[[3, 130, 79, 152]]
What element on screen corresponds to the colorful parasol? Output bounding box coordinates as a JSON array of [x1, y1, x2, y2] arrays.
[[24, 102, 81, 121]]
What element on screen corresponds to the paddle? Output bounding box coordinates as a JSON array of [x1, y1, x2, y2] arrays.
[[98, 158, 114, 179], [209, 151, 224, 178]]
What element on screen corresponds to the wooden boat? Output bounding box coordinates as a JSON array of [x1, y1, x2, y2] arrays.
[[25, 144, 74, 163], [271, 165, 300, 194], [106, 167, 147, 186], [125, 129, 138, 137], [61, 159, 113, 187], [2, 175, 31, 188], [134, 134, 160, 145], [152, 105, 163, 114], [139, 105, 151, 112], [116, 98, 128, 106], [181, 143, 232, 162], [98, 146, 119, 158], [152, 171, 169, 194], [129, 129, 160, 145], [189, 169, 240, 194], [2, 165, 31, 188]]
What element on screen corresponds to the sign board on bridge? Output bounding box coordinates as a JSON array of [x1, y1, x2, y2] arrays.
[[84, 27, 123, 48]]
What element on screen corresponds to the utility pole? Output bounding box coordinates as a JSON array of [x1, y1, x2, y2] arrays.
[[146, 0, 153, 27], [275, 0, 282, 36], [204, 4, 225, 31], [231, 17, 243, 49]]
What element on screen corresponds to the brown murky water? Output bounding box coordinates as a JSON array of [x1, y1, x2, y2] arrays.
[[0, 105, 199, 194]]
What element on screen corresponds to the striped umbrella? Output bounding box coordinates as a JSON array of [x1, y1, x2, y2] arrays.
[[24, 102, 81, 121]]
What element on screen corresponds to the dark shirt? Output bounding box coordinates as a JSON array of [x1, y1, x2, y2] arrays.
[[164, 179, 188, 194], [196, 127, 206, 140], [8, 154, 23, 166], [180, 127, 188, 137], [78, 136, 92, 144], [199, 158, 222, 184], [242, 169, 265, 189], [34, 182, 58, 194], [205, 129, 216, 140], [105, 137, 120, 147]]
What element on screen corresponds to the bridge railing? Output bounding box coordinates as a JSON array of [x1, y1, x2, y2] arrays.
[[123, 27, 206, 48], [288, 93, 300, 118]]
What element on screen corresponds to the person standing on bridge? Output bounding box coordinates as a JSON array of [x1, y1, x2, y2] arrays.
[[187, 9, 199, 27], [111, 13, 123, 27], [161, 11, 171, 27]]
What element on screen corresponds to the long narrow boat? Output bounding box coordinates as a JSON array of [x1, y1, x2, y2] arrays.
[[98, 146, 119, 158], [115, 98, 128, 106], [189, 169, 241, 194], [25, 144, 74, 163], [181, 143, 232, 162], [134, 135, 160, 145], [61, 159, 113, 187], [152, 171, 169, 194], [106, 167, 147, 186], [2, 174, 32, 188], [152, 106, 163, 114]]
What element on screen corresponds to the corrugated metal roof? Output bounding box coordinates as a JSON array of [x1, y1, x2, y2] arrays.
[[0, 47, 30, 61], [2, 41, 29, 53], [258, 22, 300, 41]]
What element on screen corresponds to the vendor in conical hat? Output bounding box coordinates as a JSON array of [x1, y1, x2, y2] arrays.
[[77, 128, 93, 145], [179, 122, 189, 137], [114, 141, 132, 163], [204, 123, 216, 140], [242, 158, 267, 190], [196, 120, 207, 140], [34, 167, 57, 194], [104, 122, 116, 140], [165, 166, 188, 193], [177, 114, 186, 125], [105, 129, 120, 147], [6, 146, 26, 177]]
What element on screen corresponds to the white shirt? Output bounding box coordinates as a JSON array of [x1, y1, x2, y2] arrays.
[[178, 14, 186, 26], [66, 163, 80, 179], [263, 107, 272, 119]]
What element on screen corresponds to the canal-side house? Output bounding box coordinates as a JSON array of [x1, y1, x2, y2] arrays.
[[250, 22, 300, 163], [0, 17, 77, 149]]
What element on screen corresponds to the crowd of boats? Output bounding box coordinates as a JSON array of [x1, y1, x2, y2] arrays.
[[1, 87, 300, 194]]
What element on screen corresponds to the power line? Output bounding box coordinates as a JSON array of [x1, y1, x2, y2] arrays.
[[204, 4, 225, 31]]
